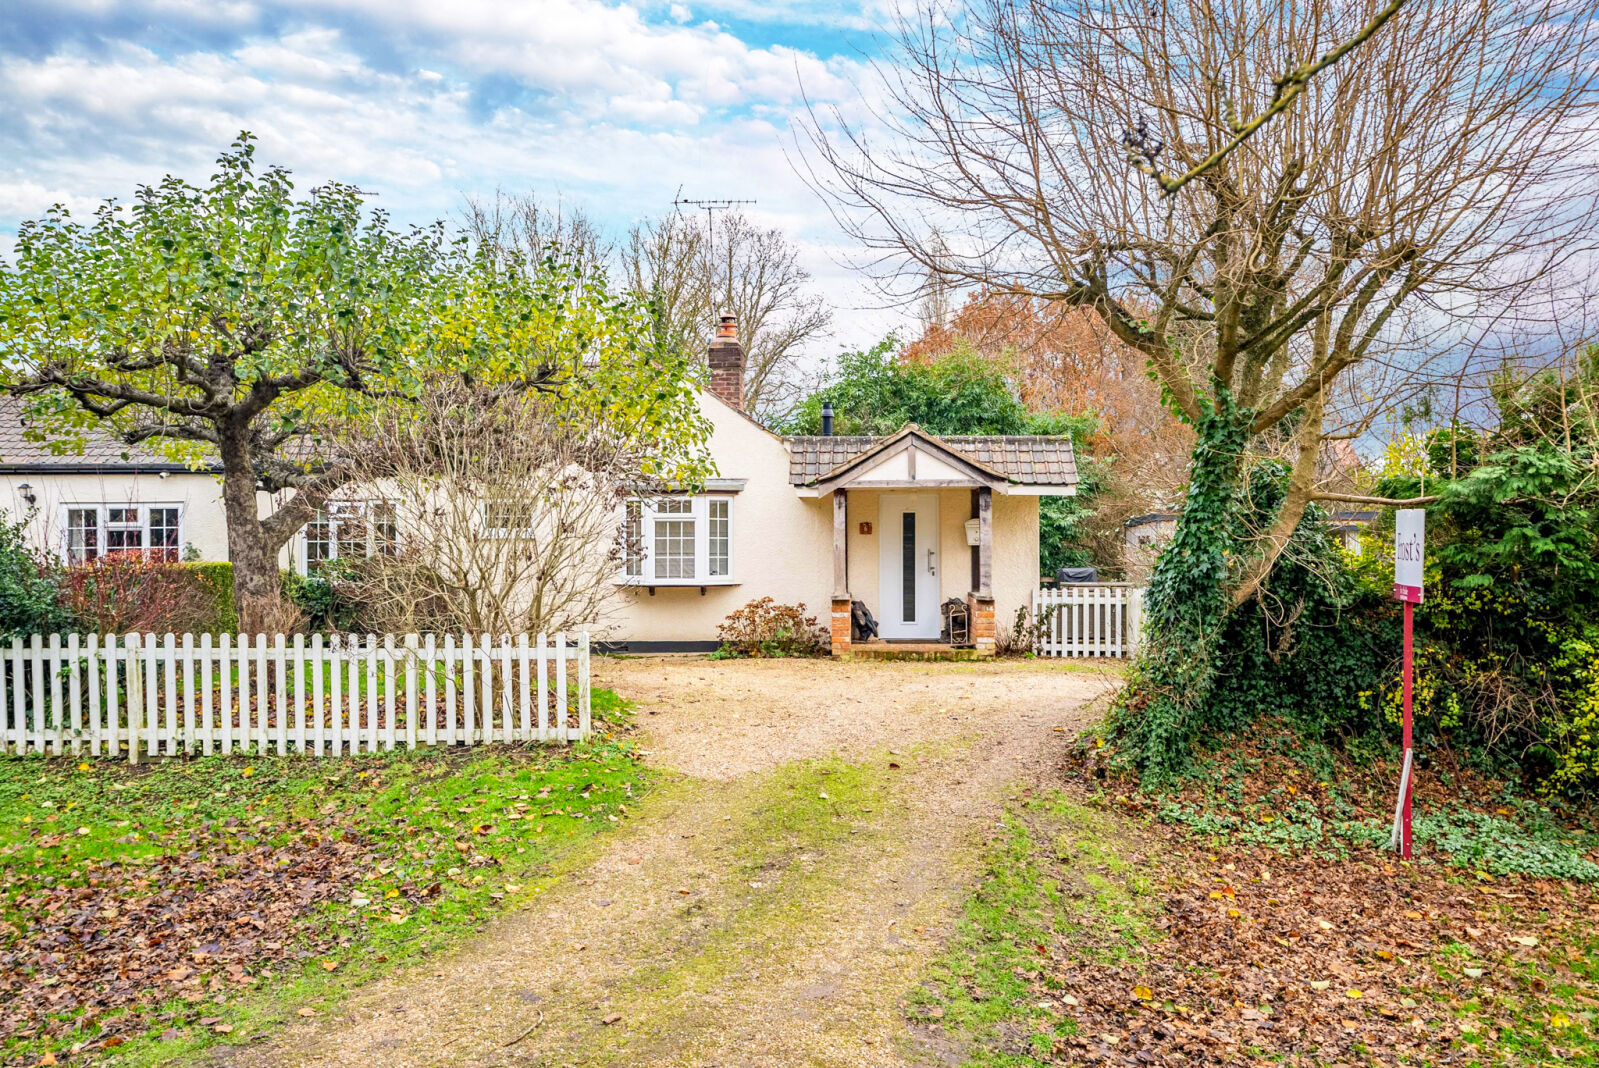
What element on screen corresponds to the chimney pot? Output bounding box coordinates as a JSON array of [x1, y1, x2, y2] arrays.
[[821, 401, 834, 437], [707, 315, 746, 410]]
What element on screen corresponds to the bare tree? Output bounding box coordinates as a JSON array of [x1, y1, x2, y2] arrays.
[[623, 210, 832, 420], [462, 191, 612, 282], [805, 0, 1599, 609], [336, 384, 651, 637]]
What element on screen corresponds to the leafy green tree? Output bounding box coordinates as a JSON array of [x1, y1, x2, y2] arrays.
[[0, 135, 709, 632], [785, 337, 1031, 436], [787, 338, 1108, 572]]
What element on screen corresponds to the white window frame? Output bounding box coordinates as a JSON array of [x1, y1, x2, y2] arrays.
[[58, 503, 185, 565], [618, 495, 736, 586], [296, 500, 398, 574], [483, 497, 538, 539]]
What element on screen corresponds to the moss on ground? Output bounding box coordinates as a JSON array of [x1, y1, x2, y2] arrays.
[[546, 754, 914, 1065]]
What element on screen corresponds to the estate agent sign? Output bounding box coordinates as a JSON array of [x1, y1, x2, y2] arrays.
[[1393, 508, 1425, 603], [1389, 508, 1425, 858]]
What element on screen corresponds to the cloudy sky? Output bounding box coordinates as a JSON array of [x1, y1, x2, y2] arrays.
[[0, 0, 910, 357]]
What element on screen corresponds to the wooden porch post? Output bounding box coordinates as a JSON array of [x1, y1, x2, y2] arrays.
[[970, 486, 996, 653], [832, 488, 849, 599], [831, 489, 852, 656], [977, 486, 993, 598]]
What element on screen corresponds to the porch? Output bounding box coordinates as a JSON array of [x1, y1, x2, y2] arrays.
[[821, 477, 1002, 658], [784, 424, 1078, 658]]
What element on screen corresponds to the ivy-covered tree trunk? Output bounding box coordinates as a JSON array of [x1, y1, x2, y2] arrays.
[[1122, 392, 1251, 776]]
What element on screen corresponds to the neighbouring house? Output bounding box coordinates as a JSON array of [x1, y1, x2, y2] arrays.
[[1328, 509, 1378, 553], [1122, 511, 1179, 583], [0, 316, 1080, 655], [1122, 505, 1377, 583]]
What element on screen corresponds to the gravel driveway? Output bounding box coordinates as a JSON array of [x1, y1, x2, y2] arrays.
[[222, 656, 1119, 1068]]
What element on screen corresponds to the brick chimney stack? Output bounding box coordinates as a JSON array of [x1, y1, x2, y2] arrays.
[[707, 314, 745, 410]]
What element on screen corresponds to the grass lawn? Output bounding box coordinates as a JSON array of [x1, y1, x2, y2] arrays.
[[912, 748, 1599, 1066], [0, 690, 647, 1067]]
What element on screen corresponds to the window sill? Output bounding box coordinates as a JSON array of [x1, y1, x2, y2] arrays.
[[614, 578, 741, 590]]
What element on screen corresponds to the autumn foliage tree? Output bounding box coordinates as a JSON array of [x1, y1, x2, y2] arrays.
[[904, 289, 1196, 516]]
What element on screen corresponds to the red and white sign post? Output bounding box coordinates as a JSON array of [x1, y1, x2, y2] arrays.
[[1389, 509, 1425, 858]]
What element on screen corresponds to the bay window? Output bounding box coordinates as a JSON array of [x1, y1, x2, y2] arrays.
[[621, 495, 735, 585]]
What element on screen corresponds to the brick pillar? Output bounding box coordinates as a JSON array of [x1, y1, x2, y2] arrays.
[[969, 594, 996, 654], [831, 597, 854, 657]]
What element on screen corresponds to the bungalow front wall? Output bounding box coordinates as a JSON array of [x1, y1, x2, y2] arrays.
[[606, 389, 1047, 651]]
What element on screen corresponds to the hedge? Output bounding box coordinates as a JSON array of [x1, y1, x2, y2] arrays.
[[184, 562, 238, 634]]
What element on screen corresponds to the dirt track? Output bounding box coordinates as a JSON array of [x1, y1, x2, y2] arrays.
[[221, 656, 1119, 1067]]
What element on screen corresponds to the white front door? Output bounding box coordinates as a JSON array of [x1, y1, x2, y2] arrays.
[[878, 494, 940, 639]]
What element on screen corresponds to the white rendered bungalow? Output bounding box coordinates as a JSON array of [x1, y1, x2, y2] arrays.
[[1, 317, 1080, 656], [608, 316, 1080, 655]]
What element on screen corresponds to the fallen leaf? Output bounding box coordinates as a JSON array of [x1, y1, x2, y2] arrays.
[[1310, 981, 1331, 991], [213, 1023, 234, 1034], [320, 960, 340, 972], [1133, 985, 1154, 1000], [1511, 935, 1539, 947], [602, 1013, 623, 1026], [297, 1007, 318, 1017], [1346, 989, 1363, 999]]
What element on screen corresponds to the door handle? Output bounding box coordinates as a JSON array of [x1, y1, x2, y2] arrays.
[[927, 548, 936, 575]]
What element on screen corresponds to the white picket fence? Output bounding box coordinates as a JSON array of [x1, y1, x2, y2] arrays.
[[1, 632, 592, 760], [1033, 585, 1144, 658]]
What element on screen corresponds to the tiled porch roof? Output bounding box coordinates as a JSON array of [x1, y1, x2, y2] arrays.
[[783, 432, 1078, 487]]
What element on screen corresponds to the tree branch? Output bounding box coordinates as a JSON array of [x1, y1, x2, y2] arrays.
[[1133, 0, 1410, 195], [1309, 491, 1440, 506]]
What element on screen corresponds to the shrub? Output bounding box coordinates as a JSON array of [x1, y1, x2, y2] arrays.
[[282, 563, 362, 633], [1110, 461, 1389, 778], [0, 511, 70, 639], [994, 604, 1055, 657], [716, 598, 828, 658], [58, 553, 219, 635]]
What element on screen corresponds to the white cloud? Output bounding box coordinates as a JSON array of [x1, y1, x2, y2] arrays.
[[0, 1, 909, 356]]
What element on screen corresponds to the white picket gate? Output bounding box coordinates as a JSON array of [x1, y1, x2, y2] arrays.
[[1032, 585, 1144, 658], [1, 631, 592, 760]]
